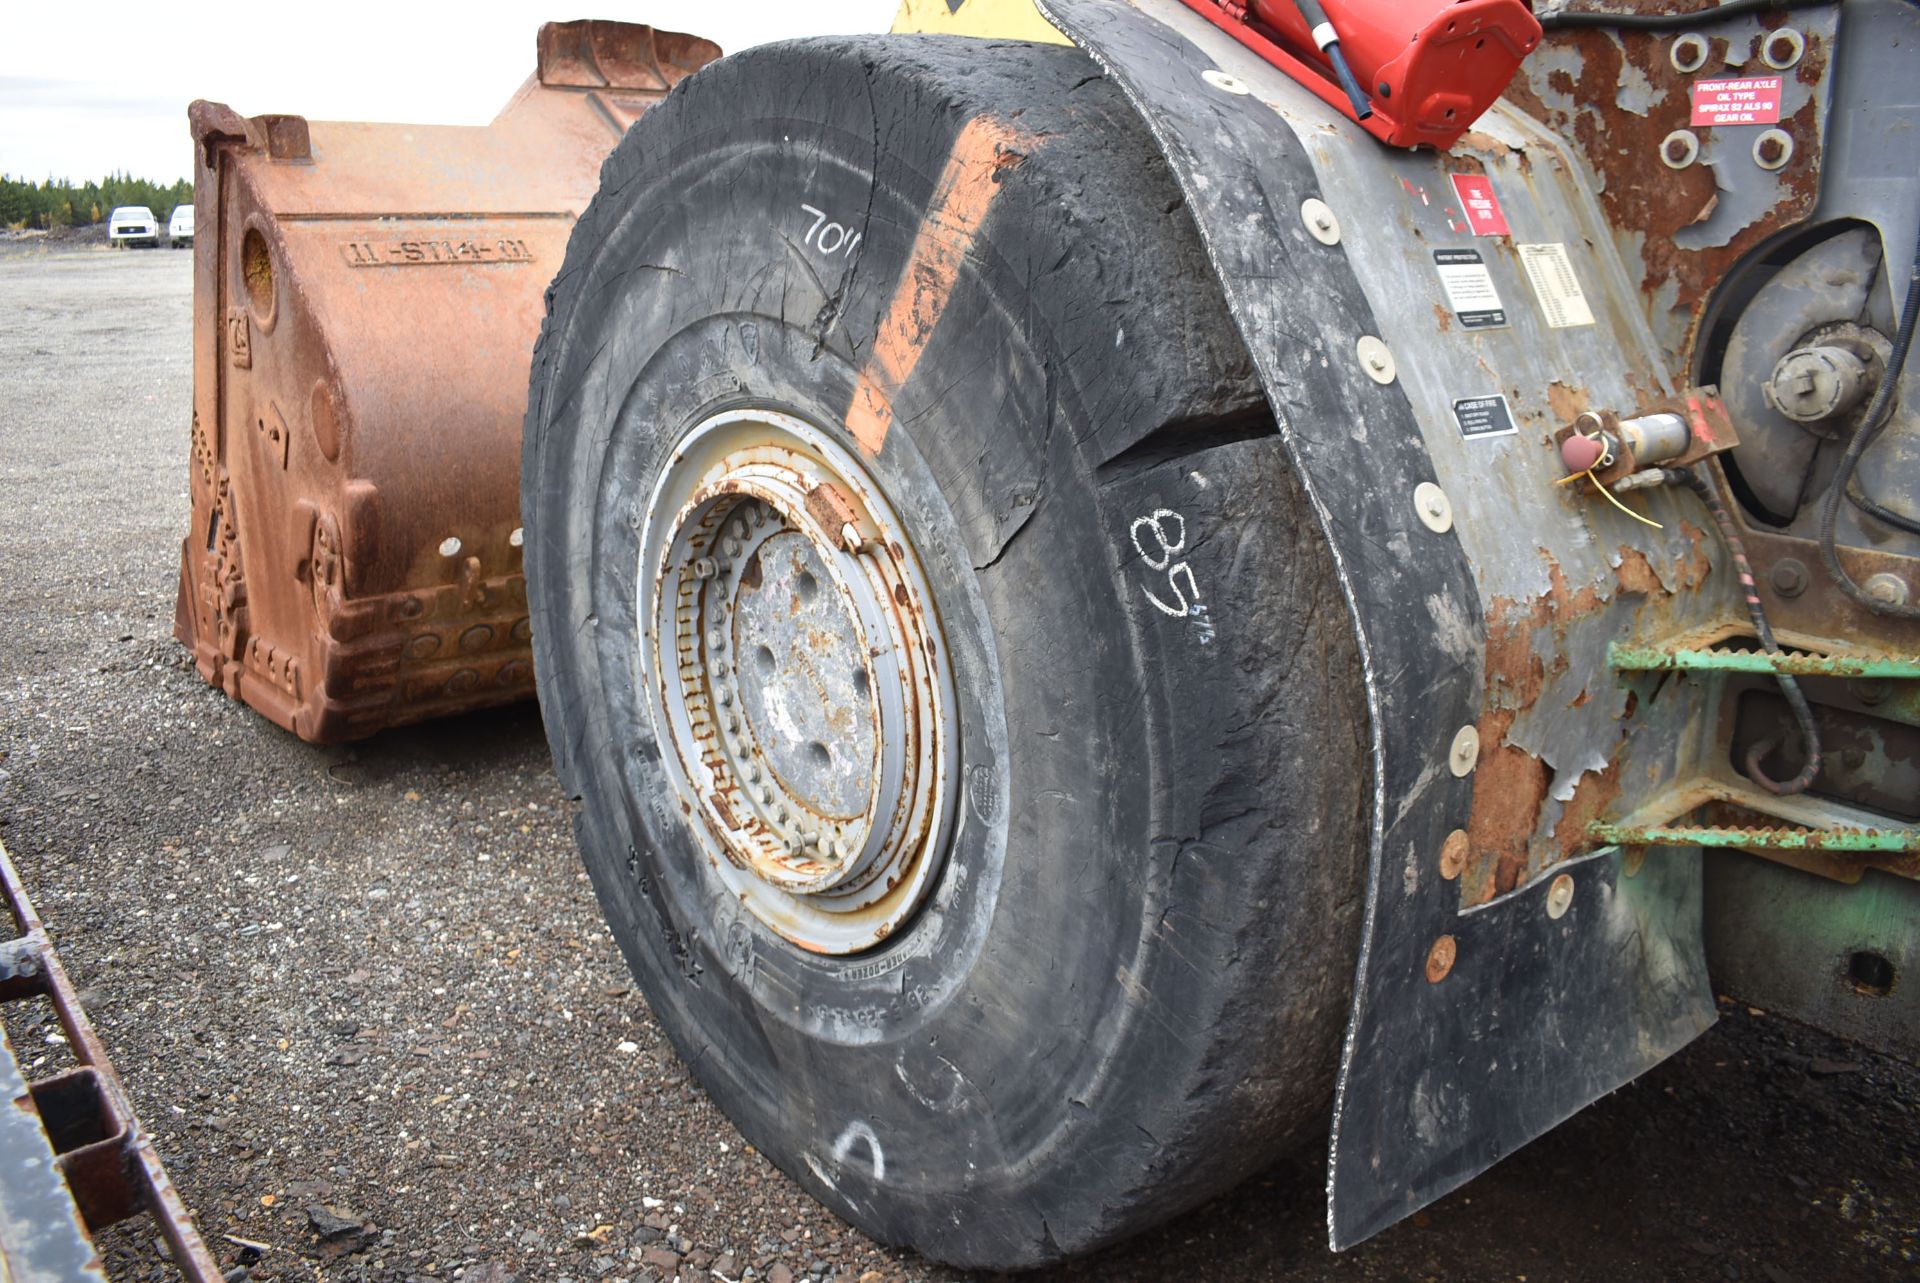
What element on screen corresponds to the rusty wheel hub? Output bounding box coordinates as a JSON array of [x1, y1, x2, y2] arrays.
[[637, 409, 957, 954]]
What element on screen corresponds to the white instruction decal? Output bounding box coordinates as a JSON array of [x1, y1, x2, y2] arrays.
[[1433, 249, 1507, 330], [1452, 394, 1518, 441], [1517, 243, 1596, 329]]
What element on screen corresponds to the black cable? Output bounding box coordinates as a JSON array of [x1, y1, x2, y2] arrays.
[[1847, 479, 1920, 535], [1819, 215, 1920, 619], [1538, 0, 1835, 31], [1659, 464, 1823, 795]]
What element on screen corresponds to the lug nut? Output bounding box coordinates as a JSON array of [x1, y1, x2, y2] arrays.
[[691, 557, 718, 579]]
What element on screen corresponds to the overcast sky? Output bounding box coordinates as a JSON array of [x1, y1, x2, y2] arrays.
[[0, 3, 902, 184]]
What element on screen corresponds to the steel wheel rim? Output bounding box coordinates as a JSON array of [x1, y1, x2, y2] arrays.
[[635, 407, 958, 954]]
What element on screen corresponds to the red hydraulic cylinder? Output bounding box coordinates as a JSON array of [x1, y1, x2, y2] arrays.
[[1182, 0, 1542, 150]]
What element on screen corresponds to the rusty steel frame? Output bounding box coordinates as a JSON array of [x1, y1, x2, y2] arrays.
[[0, 840, 222, 1282], [176, 21, 720, 742], [1037, 0, 1915, 1250]]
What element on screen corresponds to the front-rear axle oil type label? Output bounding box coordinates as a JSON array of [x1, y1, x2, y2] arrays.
[[1433, 248, 1507, 330], [1690, 76, 1784, 126]]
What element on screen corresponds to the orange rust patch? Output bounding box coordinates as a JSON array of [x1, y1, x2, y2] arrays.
[[1468, 708, 1551, 899], [1553, 762, 1622, 860], [1615, 547, 1663, 596], [1464, 546, 1647, 904], [846, 116, 1036, 455], [1676, 520, 1713, 590], [1546, 380, 1589, 425], [1484, 593, 1548, 712], [1434, 303, 1452, 333], [1514, 25, 1825, 349]]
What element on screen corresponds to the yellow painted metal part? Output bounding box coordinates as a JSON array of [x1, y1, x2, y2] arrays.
[[891, 0, 1071, 44]]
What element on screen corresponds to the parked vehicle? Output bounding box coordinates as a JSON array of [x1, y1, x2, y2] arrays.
[[168, 205, 194, 248], [107, 205, 158, 249], [169, 0, 1920, 1273]]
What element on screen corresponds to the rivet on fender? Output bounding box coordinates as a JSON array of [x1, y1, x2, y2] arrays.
[[1546, 873, 1576, 920], [1357, 335, 1395, 384], [1301, 198, 1341, 245], [1425, 935, 1456, 983], [1413, 482, 1453, 534], [1448, 725, 1479, 778], [1200, 68, 1250, 95]]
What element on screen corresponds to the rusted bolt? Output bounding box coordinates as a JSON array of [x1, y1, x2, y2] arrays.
[[1425, 934, 1457, 984], [1661, 131, 1700, 169], [1669, 32, 1710, 74], [1753, 129, 1794, 171], [1448, 725, 1480, 778], [1763, 28, 1805, 70], [1439, 828, 1469, 881], [1864, 573, 1911, 607], [1546, 873, 1576, 920], [1850, 678, 1892, 706], [1622, 846, 1647, 879], [1767, 559, 1808, 598]]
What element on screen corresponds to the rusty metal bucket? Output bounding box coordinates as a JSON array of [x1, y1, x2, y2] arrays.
[[175, 20, 720, 742]]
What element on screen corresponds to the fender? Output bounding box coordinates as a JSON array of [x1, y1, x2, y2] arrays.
[[1035, 0, 1734, 1249]]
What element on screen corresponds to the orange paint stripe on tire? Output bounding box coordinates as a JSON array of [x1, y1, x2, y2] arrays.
[[847, 116, 1036, 455]]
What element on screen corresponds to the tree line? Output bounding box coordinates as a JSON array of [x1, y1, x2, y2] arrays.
[[0, 174, 195, 230]]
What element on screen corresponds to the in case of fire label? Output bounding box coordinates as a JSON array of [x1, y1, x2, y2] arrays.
[[1517, 243, 1596, 329], [1690, 76, 1784, 126], [1452, 394, 1518, 441], [1433, 248, 1507, 330]]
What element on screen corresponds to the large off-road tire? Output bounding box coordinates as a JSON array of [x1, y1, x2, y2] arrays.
[[522, 35, 1368, 1270]]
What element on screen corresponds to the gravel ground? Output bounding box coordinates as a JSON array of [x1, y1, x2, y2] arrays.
[[0, 244, 1915, 1283]]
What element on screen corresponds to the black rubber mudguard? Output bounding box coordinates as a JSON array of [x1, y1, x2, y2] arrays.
[[1037, 0, 1716, 1249]]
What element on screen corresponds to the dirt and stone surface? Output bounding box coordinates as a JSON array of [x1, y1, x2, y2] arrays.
[[0, 245, 1915, 1283]]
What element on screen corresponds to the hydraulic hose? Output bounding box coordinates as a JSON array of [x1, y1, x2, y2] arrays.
[[1659, 464, 1823, 795]]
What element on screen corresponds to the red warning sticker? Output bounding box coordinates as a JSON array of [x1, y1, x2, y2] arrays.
[[1448, 173, 1510, 237], [1690, 76, 1784, 126]]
